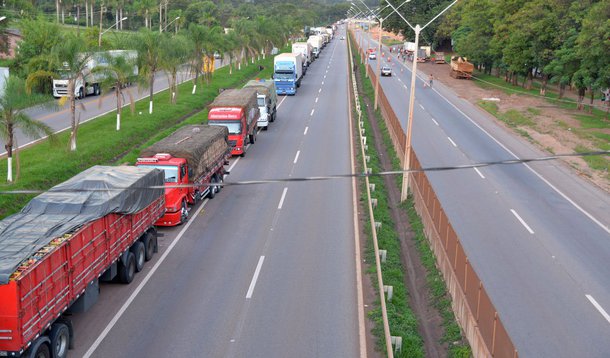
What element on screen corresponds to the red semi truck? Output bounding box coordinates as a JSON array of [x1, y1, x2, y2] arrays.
[[136, 125, 231, 226], [0, 165, 165, 358], [207, 88, 259, 157]]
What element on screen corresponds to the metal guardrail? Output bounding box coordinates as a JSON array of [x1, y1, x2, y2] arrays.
[[349, 28, 518, 358]]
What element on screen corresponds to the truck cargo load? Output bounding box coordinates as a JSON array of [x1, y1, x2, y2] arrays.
[[0, 166, 164, 357], [450, 56, 474, 79], [140, 125, 228, 180]]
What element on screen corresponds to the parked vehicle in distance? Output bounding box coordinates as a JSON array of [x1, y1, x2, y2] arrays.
[[136, 125, 230, 226], [207, 88, 260, 156], [273, 53, 304, 95], [52, 50, 137, 99], [292, 42, 313, 66], [244, 79, 278, 130], [369, 52, 377, 60], [0, 166, 164, 358], [340, 36, 345, 40], [381, 66, 392, 76], [307, 35, 323, 58]]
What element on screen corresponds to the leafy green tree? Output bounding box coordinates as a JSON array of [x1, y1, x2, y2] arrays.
[[450, 0, 496, 74], [0, 77, 55, 182]]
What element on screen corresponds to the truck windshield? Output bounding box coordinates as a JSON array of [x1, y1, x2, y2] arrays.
[[209, 121, 242, 134], [274, 73, 293, 80], [137, 165, 179, 183], [257, 97, 266, 107]]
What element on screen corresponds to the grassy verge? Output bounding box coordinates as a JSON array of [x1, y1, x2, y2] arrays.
[[0, 57, 275, 218], [350, 33, 471, 357]]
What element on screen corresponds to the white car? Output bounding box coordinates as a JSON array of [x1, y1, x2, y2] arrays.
[[381, 66, 392, 76], [340, 36, 345, 40], [368, 52, 377, 60]]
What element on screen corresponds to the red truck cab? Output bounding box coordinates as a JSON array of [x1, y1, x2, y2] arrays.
[[136, 154, 192, 226], [208, 107, 253, 156]]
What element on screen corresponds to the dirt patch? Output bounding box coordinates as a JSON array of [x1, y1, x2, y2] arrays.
[[418, 61, 610, 192]]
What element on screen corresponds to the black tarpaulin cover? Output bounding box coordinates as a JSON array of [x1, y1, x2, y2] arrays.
[[0, 165, 164, 284]]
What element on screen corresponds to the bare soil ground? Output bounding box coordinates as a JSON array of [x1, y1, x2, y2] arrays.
[[418, 61, 610, 192]]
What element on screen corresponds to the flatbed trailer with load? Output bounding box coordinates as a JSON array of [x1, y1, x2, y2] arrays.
[[0, 166, 164, 358]]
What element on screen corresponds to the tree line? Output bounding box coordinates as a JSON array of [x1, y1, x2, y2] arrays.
[[381, 0, 609, 110]]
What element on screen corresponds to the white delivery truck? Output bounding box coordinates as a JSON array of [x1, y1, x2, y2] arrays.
[[53, 50, 138, 99], [244, 79, 278, 130], [292, 42, 313, 66], [307, 35, 324, 59]]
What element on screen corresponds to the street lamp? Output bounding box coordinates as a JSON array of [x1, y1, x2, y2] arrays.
[[377, 0, 458, 201], [98, 17, 128, 47], [161, 16, 180, 33]]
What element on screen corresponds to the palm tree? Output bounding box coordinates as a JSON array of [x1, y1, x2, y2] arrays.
[[187, 23, 207, 94], [134, 28, 162, 114], [94, 52, 139, 130], [52, 35, 92, 151], [0, 77, 55, 182], [159, 34, 191, 104]]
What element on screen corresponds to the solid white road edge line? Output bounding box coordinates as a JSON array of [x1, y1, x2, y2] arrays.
[[246, 256, 265, 299], [277, 187, 288, 210], [347, 37, 367, 358], [510, 209, 535, 234], [83, 198, 211, 358], [293, 150, 300, 164], [277, 95, 287, 108], [586, 294, 610, 324], [474, 167, 486, 179], [227, 157, 241, 173], [447, 137, 457, 147]]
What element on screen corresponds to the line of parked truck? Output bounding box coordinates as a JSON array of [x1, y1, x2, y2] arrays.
[[273, 26, 334, 95], [0, 87, 267, 358], [0, 25, 338, 358]]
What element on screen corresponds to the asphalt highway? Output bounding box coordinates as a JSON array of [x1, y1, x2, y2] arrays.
[[357, 29, 610, 357], [68, 28, 365, 357]]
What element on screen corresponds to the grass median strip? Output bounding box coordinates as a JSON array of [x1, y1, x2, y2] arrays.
[[351, 33, 471, 357], [0, 58, 275, 218]]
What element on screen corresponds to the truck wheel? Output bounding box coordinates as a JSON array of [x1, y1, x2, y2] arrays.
[[179, 201, 188, 224], [49, 323, 70, 358], [118, 252, 136, 284], [130, 242, 146, 272], [26, 337, 51, 358], [208, 177, 217, 199], [142, 232, 156, 261], [78, 88, 84, 100], [94, 84, 101, 96]]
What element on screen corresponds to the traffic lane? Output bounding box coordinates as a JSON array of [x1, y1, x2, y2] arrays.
[[73, 46, 344, 355], [365, 35, 610, 356], [0, 70, 188, 153], [229, 37, 358, 357]]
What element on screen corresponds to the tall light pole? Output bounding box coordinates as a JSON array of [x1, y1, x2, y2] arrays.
[[99, 16, 128, 47], [161, 16, 180, 34], [379, 0, 459, 201]]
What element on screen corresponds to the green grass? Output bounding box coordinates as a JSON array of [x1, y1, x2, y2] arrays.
[[478, 100, 499, 116], [527, 107, 541, 116], [0, 57, 276, 218], [575, 145, 610, 178], [350, 32, 470, 357]]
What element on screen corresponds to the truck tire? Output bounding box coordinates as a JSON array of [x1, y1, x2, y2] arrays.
[[94, 84, 101, 96], [179, 201, 188, 224], [130, 242, 146, 272], [208, 177, 217, 199], [142, 232, 156, 261], [118, 252, 136, 284], [26, 337, 51, 358], [49, 322, 70, 358], [78, 88, 84, 100]]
